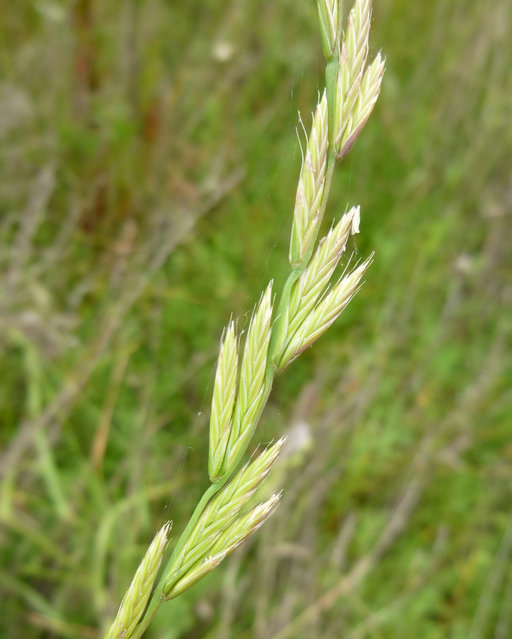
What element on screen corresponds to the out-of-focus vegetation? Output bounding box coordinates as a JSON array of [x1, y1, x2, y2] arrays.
[[1, 1, 511, 637]]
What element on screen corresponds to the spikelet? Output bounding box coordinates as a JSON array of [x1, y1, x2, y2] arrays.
[[337, 52, 385, 159], [104, 523, 170, 639], [332, 0, 385, 159], [165, 493, 281, 600], [219, 284, 273, 478], [275, 207, 359, 367], [289, 92, 329, 268], [278, 255, 373, 369], [317, 0, 340, 60], [161, 439, 285, 599], [208, 320, 238, 481]]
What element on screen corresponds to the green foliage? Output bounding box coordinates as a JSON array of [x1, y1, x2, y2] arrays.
[[1, 0, 511, 638]]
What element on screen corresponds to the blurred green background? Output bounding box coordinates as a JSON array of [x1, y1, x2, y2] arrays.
[[1, 1, 511, 637]]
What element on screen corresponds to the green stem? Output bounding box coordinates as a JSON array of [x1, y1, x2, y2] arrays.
[[326, 57, 338, 148], [309, 148, 336, 271]]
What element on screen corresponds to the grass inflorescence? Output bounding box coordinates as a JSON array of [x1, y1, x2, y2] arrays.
[[104, 1, 384, 636], [2, 0, 511, 638]]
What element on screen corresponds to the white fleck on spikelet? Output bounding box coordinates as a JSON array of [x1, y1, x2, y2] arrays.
[[351, 205, 361, 234], [104, 523, 171, 639]]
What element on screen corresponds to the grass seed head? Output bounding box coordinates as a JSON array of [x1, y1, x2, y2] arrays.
[[107, 1, 384, 630]]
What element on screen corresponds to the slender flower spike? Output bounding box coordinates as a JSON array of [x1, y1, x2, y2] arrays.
[[278, 254, 374, 368], [161, 439, 285, 599], [317, 0, 339, 60], [104, 523, 171, 639], [220, 284, 273, 477], [208, 320, 238, 481], [103, 2, 384, 635], [289, 91, 329, 269]]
